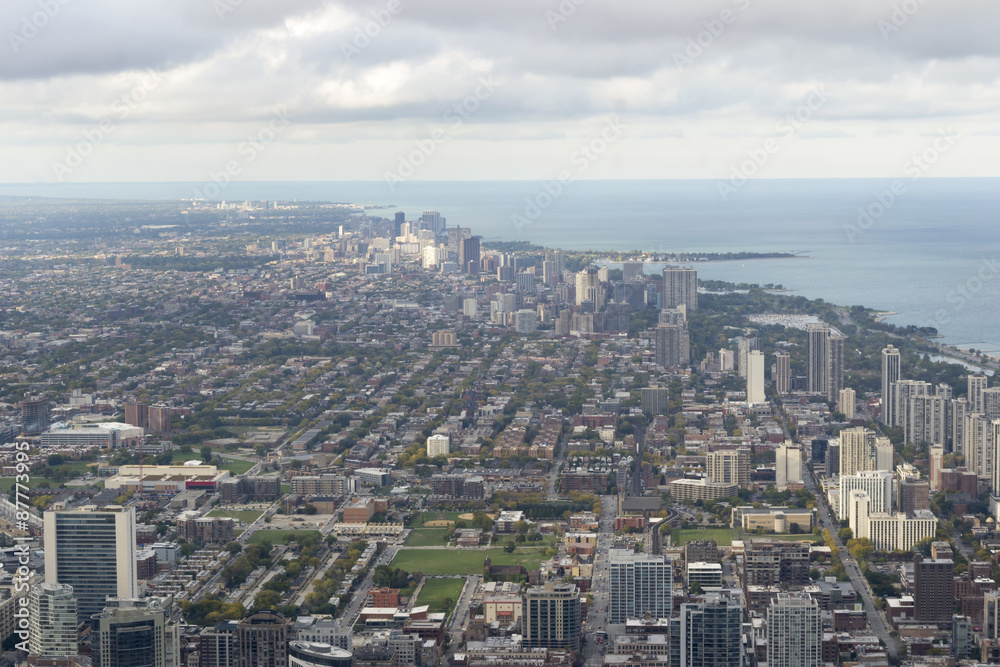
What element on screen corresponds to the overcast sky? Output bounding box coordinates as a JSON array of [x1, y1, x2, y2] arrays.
[[2, 0, 998, 183]]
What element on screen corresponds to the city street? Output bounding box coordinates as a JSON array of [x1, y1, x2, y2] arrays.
[[804, 466, 900, 657], [583, 495, 617, 667]]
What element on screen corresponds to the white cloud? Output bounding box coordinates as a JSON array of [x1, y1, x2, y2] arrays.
[[0, 0, 999, 181]]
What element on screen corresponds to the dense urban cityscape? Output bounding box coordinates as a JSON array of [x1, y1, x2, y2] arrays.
[[0, 198, 997, 667]]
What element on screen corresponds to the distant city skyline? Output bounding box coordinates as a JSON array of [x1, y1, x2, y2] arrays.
[[1, 1, 998, 183]]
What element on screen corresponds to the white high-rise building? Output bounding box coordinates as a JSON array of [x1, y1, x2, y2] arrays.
[[706, 448, 750, 487], [608, 549, 673, 624], [29, 583, 78, 656], [848, 490, 872, 539], [866, 511, 937, 552], [746, 350, 765, 405], [463, 298, 478, 318], [966, 413, 992, 480], [719, 348, 735, 372], [661, 266, 698, 311], [839, 427, 890, 477], [44, 505, 137, 621], [776, 443, 803, 490], [426, 433, 450, 458], [990, 420, 1000, 520], [838, 388, 856, 420], [515, 309, 538, 333], [969, 374, 989, 414], [839, 470, 893, 519], [953, 397, 969, 456], [881, 345, 901, 425], [767, 593, 822, 667], [850, 490, 937, 551]]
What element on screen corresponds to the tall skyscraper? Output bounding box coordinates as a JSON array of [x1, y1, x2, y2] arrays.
[[737, 336, 757, 379], [523, 583, 581, 650], [124, 402, 149, 429], [839, 470, 893, 518], [969, 374, 989, 414], [420, 211, 445, 233], [746, 350, 765, 405], [92, 598, 177, 667], [774, 351, 791, 395], [199, 622, 237, 667], [914, 556, 955, 622], [838, 387, 856, 419], [965, 412, 992, 480], [622, 261, 644, 282], [20, 395, 51, 435], [807, 323, 829, 395], [44, 505, 137, 621], [678, 592, 743, 667], [881, 345, 901, 425], [608, 550, 673, 623], [29, 583, 78, 656], [542, 260, 559, 285], [953, 614, 974, 659], [655, 323, 684, 368], [776, 443, 803, 490], [661, 266, 698, 310], [575, 267, 604, 308], [839, 427, 883, 477], [767, 593, 822, 667], [392, 211, 404, 238], [640, 386, 671, 416], [986, 591, 1000, 639], [805, 324, 845, 401], [826, 333, 845, 402], [236, 611, 288, 667], [953, 396, 969, 455], [706, 448, 750, 487], [459, 236, 481, 274]]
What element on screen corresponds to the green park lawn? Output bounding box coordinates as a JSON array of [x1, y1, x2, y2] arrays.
[[391, 546, 547, 576], [218, 459, 256, 475], [416, 578, 465, 614], [247, 529, 320, 545], [405, 528, 450, 547], [671, 527, 737, 546]]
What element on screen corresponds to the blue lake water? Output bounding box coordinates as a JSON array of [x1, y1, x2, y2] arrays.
[[2, 178, 998, 351]]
